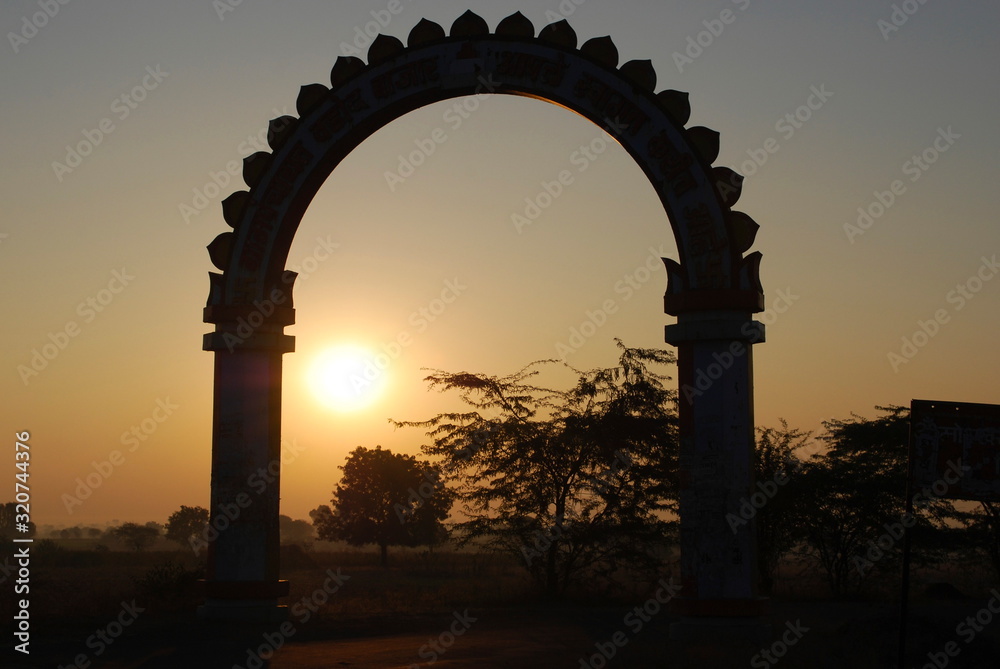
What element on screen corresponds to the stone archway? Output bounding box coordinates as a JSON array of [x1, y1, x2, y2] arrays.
[[201, 10, 765, 621]]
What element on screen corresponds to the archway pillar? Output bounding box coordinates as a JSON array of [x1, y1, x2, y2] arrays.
[[665, 310, 765, 618], [199, 315, 295, 622]]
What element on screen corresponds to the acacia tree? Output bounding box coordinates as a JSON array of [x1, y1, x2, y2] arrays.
[[747, 421, 811, 595], [394, 340, 678, 597], [165, 505, 209, 549], [791, 405, 958, 595], [311, 446, 453, 566]]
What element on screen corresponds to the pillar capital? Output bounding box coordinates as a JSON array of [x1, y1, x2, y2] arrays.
[[665, 310, 765, 345]]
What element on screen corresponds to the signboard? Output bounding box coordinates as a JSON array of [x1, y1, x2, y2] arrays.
[[910, 399, 1000, 501]]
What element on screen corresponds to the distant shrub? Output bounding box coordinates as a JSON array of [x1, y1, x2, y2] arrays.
[[134, 560, 204, 606]]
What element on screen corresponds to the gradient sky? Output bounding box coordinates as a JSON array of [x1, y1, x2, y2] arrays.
[[3, 0, 998, 528]]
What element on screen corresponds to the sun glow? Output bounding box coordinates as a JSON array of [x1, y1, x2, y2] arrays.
[[308, 344, 388, 412]]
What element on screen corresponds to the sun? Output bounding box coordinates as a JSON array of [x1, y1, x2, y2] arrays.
[[307, 344, 388, 412]]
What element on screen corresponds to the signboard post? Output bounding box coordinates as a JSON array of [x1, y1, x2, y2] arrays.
[[899, 399, 1000, 668]]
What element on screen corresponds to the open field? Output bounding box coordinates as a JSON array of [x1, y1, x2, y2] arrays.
[[3, 545, 999, 668]]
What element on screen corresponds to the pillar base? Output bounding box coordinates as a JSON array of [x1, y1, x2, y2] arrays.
[[197, 580, 290, 622], [669, 615, 773, 644], [671, 596, 768, 618], [198, 600, 290, 622]]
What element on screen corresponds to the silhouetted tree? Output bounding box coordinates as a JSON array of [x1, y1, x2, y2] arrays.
[[311, 446, 454, 566], [748, 421, 810, 595], [110, 522, 159, 552], [394, 340, 678, 596], [791, 406, 955, 595], [165, 506, 209, 548], [279, 514, 315, 546]]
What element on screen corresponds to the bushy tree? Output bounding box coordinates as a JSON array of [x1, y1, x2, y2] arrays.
[[110, 522, 159, 552], [750, 421, 811, 595], [165, 505, 209, 548], [791, 405, 958, 595], [279, 514, 315, 546], [394, 340, 678, 596], [312, 446, 454, 566]]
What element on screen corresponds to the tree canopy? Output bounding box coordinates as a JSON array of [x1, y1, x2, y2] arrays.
[[164, 505, 209, 549], [394, 339, 678, 596], [311, 446, 454, 566]]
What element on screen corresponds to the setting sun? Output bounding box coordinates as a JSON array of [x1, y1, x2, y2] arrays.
[[307, 344, 388, 412]]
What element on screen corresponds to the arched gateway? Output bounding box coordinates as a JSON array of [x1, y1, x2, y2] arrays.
[[201, 11, 766, 622]]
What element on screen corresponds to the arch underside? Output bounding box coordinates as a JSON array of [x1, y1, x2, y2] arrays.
[[204, 18, 764, 337]]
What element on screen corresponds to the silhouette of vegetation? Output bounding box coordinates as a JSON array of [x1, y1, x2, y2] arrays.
[[750, 421, 811, 595], [789, 406, 958, 595], [311, 446, 454, 567], [164, 505, 209, 548], [109, 521, 160, 552], [394, 340, 678, 597], [134, 559, 205, 608], [280, 514, 315, 546]]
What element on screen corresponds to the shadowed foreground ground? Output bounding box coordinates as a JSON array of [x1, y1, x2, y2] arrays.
[[6, 599, 1000, 668], [3, 549, 998, 668]]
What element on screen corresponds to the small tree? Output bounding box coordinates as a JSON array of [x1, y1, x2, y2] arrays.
[[165, 506, 209, 548], [110, 522, 159, 552], [312, 446, 454, 566]]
